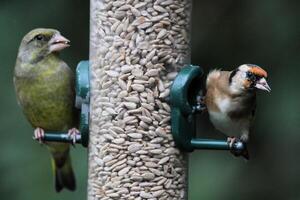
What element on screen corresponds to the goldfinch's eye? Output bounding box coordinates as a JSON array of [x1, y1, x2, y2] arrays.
[[35, 34, 45, 41], [246, 71, 252, 77], [246, 71, 256, 82]]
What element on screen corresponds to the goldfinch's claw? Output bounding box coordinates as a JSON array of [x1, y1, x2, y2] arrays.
[[227, 137, 249, 160], [68, 128, 80, 146], [193, 95, 207, 113], [33, 127, 45, 144]]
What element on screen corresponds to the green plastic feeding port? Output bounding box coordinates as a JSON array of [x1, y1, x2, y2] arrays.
[[170, 65, 246, 155], [43, 60, 90, 147]]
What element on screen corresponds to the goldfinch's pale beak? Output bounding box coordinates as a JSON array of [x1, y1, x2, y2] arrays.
[[255, 77, 271, 92], [49, 33, 70, 53]]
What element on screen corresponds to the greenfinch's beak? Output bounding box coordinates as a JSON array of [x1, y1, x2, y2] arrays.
[[49, 33, 70, 53], [255, 77, 271, 92]]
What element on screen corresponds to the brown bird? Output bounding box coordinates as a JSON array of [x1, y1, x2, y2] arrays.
[[205, 64, 271, 159]]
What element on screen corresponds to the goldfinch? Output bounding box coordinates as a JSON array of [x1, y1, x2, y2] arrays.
[[205, 64, 271, 159]]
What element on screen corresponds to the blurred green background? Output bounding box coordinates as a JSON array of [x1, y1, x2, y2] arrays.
[[0, 0, 299, 200], [0, 0, 89, 200]]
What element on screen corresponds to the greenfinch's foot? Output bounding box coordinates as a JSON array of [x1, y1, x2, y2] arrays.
[[68, 128, 80, 145], [227, 136, 237, 148], [33, 127, 45, 144]]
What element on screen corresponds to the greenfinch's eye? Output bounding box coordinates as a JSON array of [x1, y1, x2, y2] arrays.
[[35, 34, 45, 41]]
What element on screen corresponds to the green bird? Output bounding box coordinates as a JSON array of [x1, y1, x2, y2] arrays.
[[14, 28, 79, 192]]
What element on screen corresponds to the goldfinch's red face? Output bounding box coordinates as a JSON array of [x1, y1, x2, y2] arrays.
[[241, 64, 271, 92], [233, 64, 271, 92]]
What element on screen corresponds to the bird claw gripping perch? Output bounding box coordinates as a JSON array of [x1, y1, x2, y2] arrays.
[[170, 65, 247, 156], [42, 61, 90, 147]]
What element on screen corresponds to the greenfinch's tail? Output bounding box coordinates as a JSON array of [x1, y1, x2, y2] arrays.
[[51, 150, 76, 192]]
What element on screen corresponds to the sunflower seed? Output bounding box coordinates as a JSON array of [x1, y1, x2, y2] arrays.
[[118, 166, 131, 176], [128, 143, 143, 153], [131, 84, 145, 92], [152, 190, 165, 197], [158, 157, 170, 164], [145, 69, 160, 76], [139, 191, 153, 199], [128, 133, 143, 139], [123, 102, 137, 109], [153, 5, 167, 13]]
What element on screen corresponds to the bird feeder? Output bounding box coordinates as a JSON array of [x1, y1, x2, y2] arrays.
[[88, 0, 192, 199], [170, 65, 246, 155], [42, 60, 90, 147]]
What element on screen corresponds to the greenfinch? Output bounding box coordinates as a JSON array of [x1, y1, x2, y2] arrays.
[[14, 28, 79, 192]]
